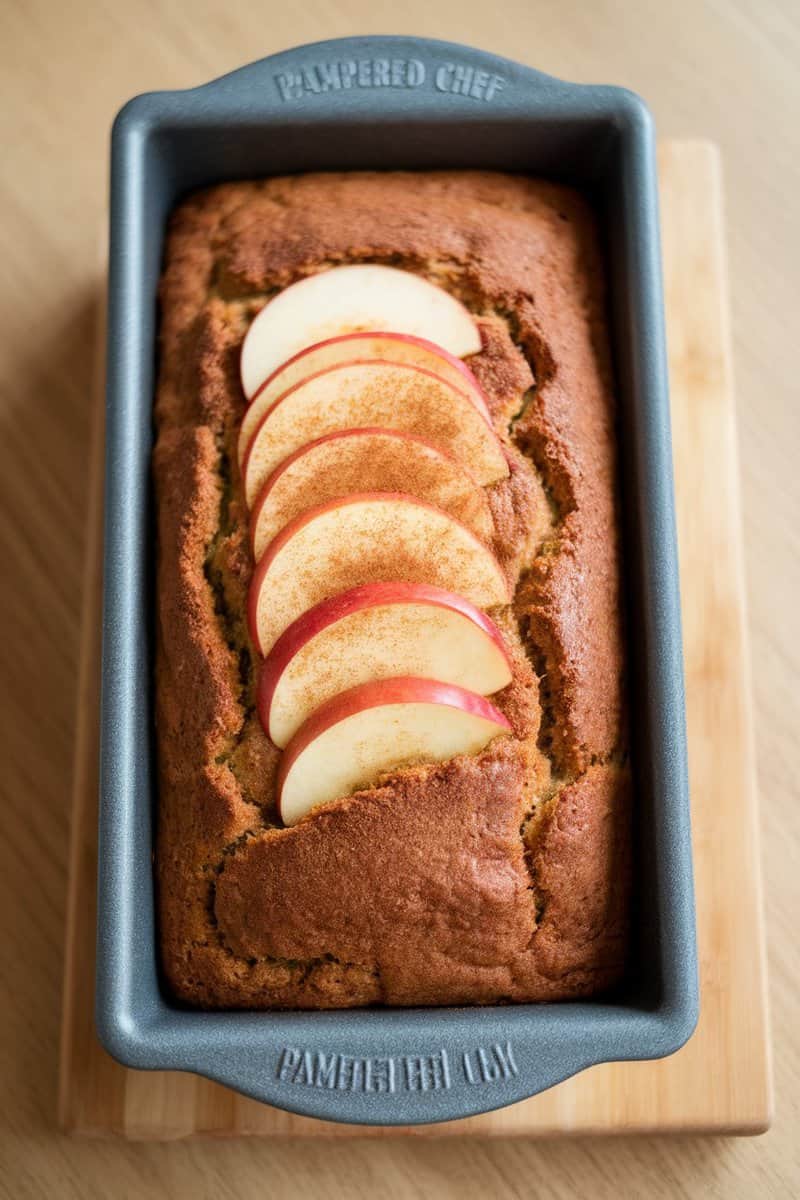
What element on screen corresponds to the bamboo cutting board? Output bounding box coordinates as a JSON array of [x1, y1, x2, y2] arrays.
[[58, 141, 772, 1139]]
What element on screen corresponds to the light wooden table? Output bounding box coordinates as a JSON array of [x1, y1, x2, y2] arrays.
[[0, 1, 797, 1197]]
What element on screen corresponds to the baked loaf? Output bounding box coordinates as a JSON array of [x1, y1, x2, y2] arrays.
[[154, 171, 630, 1008]]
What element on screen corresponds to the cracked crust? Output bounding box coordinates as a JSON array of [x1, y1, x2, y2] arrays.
[[154, 170, 630, 1008]]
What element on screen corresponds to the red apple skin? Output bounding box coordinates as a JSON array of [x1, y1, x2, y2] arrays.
[[240, 358, 503, 494], [246, 491, 511, 656], [248, 426, 492, 559], [257, 581, 513, 741], [247, 330, 491, 413], [238, 332, 491, 468], [276, 675, 512, 822]]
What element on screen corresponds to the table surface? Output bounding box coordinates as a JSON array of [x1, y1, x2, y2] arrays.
[[0, 1, 797, 1197]]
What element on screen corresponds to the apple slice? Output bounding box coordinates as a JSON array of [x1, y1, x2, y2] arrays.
[[250, 428, 494, 560], [241, 360, 508, 506], [237, 331, 492, 467], [258, 582, 513, 747], [240, 265, 482, 399], [277, 676, 511, 825], [247, 493, 510, 656]]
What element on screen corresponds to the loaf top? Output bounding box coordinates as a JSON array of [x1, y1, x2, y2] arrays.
[[154, 171, 629, 1008]]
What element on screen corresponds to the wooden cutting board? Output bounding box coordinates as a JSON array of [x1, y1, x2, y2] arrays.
[[58, 140, 772, 1139]]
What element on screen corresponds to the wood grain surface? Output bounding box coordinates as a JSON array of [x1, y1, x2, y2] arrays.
[[1, 2, 798, 1197], [58, 139, 771, 1142]]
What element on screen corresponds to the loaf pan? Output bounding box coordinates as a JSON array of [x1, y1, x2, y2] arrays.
[[97, 35, 698, 1125]]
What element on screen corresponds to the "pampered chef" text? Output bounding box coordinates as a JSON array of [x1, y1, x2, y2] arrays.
[[275, 58, 506, 104], [276, 1041, 518, 1094]]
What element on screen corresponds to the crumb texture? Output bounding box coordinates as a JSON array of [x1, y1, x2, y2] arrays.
[[154, 171, 630, 1008]]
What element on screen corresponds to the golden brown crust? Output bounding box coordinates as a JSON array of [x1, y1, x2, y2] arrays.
[[213, 749, 629, 1006], [153, 170, 629, 1008]]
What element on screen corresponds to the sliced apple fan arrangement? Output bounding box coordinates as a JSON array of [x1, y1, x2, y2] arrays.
[[239, 264, 515, 827]]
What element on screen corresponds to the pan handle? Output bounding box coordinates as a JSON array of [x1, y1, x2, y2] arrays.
[[190, 35, 585, 115]]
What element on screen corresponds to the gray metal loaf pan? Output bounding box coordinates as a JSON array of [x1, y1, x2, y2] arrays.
[[97, 35, 698, 1125]]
